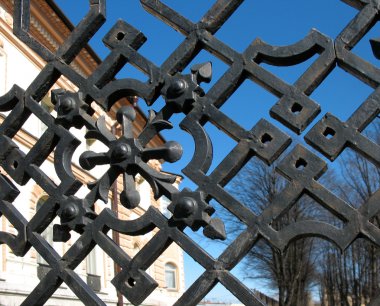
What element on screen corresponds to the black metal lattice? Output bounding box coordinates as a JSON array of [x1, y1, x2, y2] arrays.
[[0, 0, 379, 305]]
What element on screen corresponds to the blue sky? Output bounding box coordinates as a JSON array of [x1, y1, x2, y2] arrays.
[[54, 0, 378, 302]]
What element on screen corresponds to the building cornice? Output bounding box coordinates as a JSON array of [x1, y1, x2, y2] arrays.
[[0, 0, 166, 147], [0, 12, 77, 91], [0, 0, 98, 76]]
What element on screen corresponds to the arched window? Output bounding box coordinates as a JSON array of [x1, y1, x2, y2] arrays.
[[165, 262, 177, 290]]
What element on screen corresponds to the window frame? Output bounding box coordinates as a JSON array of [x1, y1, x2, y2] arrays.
[[164, 262, 178, 291]]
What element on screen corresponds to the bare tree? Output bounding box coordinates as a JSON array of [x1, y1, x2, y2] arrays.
[[318, 121, 380, 306], [226, 122, 380, 305], [228, 159, 316, 306]]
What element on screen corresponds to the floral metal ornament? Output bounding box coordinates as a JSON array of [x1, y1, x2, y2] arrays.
[[168, 188, 226, 240], [54, 196, 96, 241], [80, 105, 183, 209], [162, 62, 212, 113]]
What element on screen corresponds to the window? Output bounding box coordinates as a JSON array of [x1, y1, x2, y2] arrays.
[[86, 248, 98, 276], [86, 247, 101, 292], [165, 263, 177, 290]]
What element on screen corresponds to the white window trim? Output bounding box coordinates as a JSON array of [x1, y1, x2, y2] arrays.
[[164, 262, 178, 291], [86, 247, 99, 276]]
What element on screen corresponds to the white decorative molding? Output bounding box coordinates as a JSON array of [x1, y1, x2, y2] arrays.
[[30, 16, 59, 49], [0, 5, 13, 27], [29, 16, 87, 77]]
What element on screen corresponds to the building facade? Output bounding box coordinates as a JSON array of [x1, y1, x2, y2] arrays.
[[0, 1, 184, 305]]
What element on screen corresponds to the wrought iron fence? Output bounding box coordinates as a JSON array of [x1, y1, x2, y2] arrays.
[[0, 0, 379, 305]]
